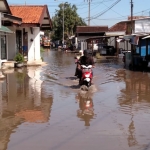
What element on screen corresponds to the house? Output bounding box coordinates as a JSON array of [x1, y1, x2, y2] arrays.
[[108, 16, 150, 69], [9, 5, 52, 65], [0, 0, 22, 69], [0, 0, 52, 69], [107, 22, 131, 54], [119, 17, 150, 69], [134, 17, 150, 57], [75, 26, 108, 50], [105, 16, 149, 57]]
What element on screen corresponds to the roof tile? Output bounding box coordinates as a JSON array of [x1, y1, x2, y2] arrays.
[[109, 22, 127, 32], [10, 5, 45, 24], [76, 26, 108, 33]]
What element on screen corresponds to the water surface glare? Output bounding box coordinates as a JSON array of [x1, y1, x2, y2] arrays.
[[0, 50, 150, 150]]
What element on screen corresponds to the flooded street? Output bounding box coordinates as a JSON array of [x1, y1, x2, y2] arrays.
[[1, 50, 150, 150]]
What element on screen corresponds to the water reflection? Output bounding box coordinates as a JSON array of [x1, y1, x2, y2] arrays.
[[117, 70, 150, 112], [127, 116, 138, 147], [0, 67, 53, 150], [76, 88, 95, 126], [116, 70, 150, 148]]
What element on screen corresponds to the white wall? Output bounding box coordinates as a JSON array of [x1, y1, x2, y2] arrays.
[[0, 12, 1, 28], [0, 35, 1, 68], [0, 13, 1, 67], [135, 19, 150, 33], [28, 27, 41, 62], [0, 82, 2, 118], [7, 27, 16, 60]]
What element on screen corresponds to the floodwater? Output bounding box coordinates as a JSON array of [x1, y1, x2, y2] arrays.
[[0, 50, 150, 150]]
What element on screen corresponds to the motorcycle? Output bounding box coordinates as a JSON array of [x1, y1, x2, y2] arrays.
[[79, 65, 93, 87], [76, 93, 94, 126]]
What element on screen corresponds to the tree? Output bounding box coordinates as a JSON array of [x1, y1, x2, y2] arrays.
[[51, 2, 86, 42]]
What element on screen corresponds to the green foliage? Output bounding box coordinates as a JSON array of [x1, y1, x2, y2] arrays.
[[51, 2, 87, 41], [14, 53, 24, 63], [40, 46, 45, 52]]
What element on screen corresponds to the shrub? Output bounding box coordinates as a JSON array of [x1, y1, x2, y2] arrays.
[[14, 53, 24, 63]]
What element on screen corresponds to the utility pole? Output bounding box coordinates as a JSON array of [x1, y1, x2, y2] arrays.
[[62, 2, 64, 45], [84, 0, 92, 26], [131, 0, 134, 68], [131, 0, 133, 34]]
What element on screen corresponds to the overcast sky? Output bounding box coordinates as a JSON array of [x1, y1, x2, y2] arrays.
[[7, 0, 150, 27]]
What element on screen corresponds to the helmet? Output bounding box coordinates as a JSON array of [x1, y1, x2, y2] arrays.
[[83, 49, 92, 57], [83, 50, 88, 57]]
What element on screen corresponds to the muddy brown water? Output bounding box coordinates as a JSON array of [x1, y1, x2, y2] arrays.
[[0, 50, 150, 150]]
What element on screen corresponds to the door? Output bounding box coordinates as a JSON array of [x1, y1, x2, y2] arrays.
[[1, 35, 7, 60], [23, 32, 28, 56], [16, 30, 22, 53]]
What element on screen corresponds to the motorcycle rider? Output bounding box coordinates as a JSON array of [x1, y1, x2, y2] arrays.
[[74, 50, 83, 77], [77, 49, 95, 85]]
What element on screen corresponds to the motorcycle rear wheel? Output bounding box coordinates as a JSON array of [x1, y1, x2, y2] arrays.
[[83, 81, 91, 87]]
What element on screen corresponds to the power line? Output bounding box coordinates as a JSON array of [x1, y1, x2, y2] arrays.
[[90, 0, 121, 20], [90, 7, 150, 21], [101, 1, 124, 17]]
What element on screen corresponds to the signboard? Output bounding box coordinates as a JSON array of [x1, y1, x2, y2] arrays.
[[135, 19, 150, 33]]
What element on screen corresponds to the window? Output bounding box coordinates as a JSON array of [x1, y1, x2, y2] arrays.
[[1, 35, 7, 59], [148, 39, 150, 55], [141, 39, 146, 56]]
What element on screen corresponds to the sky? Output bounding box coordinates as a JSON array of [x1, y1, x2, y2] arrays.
[[7, 0, 150, 27]]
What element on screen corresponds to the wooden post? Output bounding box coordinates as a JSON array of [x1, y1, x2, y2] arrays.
[[115, 36, 118, 57]]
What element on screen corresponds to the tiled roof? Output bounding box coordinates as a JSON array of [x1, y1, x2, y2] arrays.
[[76, 26, 108, 33], [109, 22, 127, 32], [10, 5, 45, 24]]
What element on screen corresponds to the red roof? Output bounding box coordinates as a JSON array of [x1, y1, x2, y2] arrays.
[[10, 5, 46, 24], [76, 26, 108, 33], [109, 22, 127, 32]]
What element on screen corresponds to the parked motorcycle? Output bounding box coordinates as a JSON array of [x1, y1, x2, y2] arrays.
[[79, 65, 93, 87]]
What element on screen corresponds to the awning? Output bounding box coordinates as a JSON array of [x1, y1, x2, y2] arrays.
[[3, 13, 22, 24], [0, 25, 13, 34], [116, 38, 125, 42], [142, 35, 150, 39], [105, 31, 125, 37], [123, 35, 139, 45]]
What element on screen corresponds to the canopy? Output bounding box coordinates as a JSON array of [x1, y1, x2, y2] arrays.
[[142, 35, 150, 39], [0, 25, 13, 33]]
